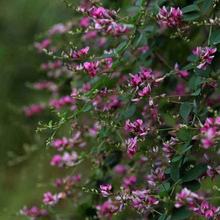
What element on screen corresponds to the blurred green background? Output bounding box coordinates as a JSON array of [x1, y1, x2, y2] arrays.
[[0, 0, 71, 219]]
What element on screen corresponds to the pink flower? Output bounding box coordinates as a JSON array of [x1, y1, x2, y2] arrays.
[[80, 17, 90, 27], [100, 184, 112, 197], [162, 137, 178, 160], [137, 45, 149, 54], [123, 176, 137, 188], [88, 7, 113, 19], [23, 104, 45, 117], [114, 164, 127, 175], [72, 46, 90, 59], [146, 168, 165, 187], [138, 85, 151, 97], [193, 47, 217, 70], [50, 96, 74, 109], [62, 151, 78, 166], [52, 137, 69, 151], [34, 39, 51, 52], [48, 23, 70, 36], [33, 81, 58, 93], [157, 6, 183, 28], [174, 82, 186, 96], [83, 61, 100, 77], [176, 188, 219, 218], [175, 63, 189, 78], [96, 199, 119, 218], [126, 137, 138, 158], [20, 206, 47, 218], [130, 74, 142, 87], [124, 119, 148, 137], [43, 192, 59, 206], [50, 155, 63, 167]]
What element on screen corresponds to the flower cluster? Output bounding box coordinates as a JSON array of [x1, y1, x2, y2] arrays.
[[200, 117, 220, 149], [23, 104, 45, 117], [193, 47, 217, 70], [175, 188, 219, 218], [79, 6, 129, 36], [20, 206, 47, 219], [21, 0, 220, 219], [50, 151, 78, 167], [157, 6, 183, 28]]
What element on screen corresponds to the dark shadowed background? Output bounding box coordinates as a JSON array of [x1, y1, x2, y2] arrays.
[[0, 0, 71, 219]]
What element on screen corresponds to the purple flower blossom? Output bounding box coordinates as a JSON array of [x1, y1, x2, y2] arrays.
[[123, 176, 137, 188], [43, 192, 59, 206], [175, 63, 189, 78], [193, 47, 217, 70], [124, 119, 148, 137], [34, 39, 51, 52], [83, 61, 100, 77], [50, 96, 75, 109], [157, 6, 183, 28], [126, 137, 138, 158], [96, 199, 119, 218], [23, 104, 45, 117], [72, 46, 90, 59], [100, 184, 112, 197], [175, 188, 219, 218], [20, 206, 48, 219], [114, 164, 127, 175]]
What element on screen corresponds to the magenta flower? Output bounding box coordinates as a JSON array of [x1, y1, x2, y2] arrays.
[[62, 151, 78, 166], [23, 104, 45, 117], [175, 188, 219, 218], [43, 192, 59, 206], [193, 47, 217, 70], [200, 116, 220, 149], [50, 96, 74, 109], [72, 46, 90, 59], [100, 184, 112, 197], [48, 23, 70, 36], [138, 85, 151, 97], [123, 176, 137, 188], [114, 164, 127, 175], [80, 16, 90, 27], [50, 154, 63, 167], [124, 119, 148, 137], [51, 137, 69, 151], [126, 137, 138, 158], [96, 199, 119, 218], [157, 6, 183, 28], [34, 39, 51, 52], [88, 6, 113, 19], [20, 206, 47, 218], [33, 81, 58, 93], [83, 61, 100, 77], [175, 63, 189, 78]]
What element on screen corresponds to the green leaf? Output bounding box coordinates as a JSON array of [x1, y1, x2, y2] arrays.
[[200, 0, 213, 14], [119, 104, 136, 120], [182, 4, 200, 13], [114, 41, 127, 55], [210, 30, 220, 45], [158, 214, 167, 220], [171, 207, 192, 220], [170, 162, 180, 181], [182, 164, 207, 182], [182, 180, 201, 191], [180, 102, 193, 122], [177, 128, 193, 143], [159, 182, 171, 193], [82, 104, 92, 112], [183, 13, 200, 21]]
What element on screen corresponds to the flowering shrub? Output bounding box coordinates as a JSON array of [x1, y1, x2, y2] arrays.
[[21, 0, 220, 219]]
